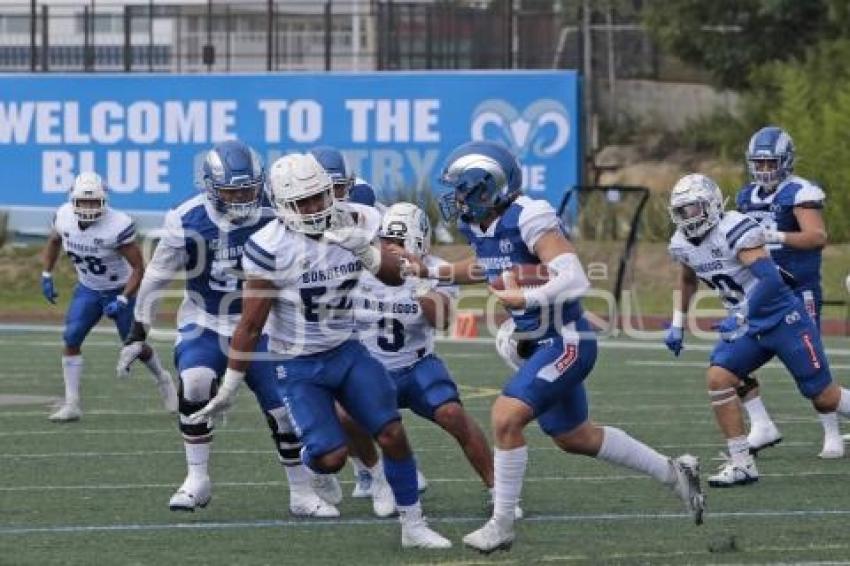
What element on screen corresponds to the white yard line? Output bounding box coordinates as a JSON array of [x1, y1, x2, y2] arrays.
[[4, 323, 850, 356], [2, 467, 848, 491], [3, 508, 850, 536]]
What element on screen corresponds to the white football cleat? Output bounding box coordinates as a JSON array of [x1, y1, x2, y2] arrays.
[[819, 435, 845, 459], [157, 372, 179, 413], [708, 458, 758, 488], [371, 471, 397, 518], [401, 517, 452, 549], [747, 424, 783, 455], [48, 402, 82, 422], [352, 469, 373, 498], [463, 517, 515, 553], [417, 469, 429, 493], [311, 473, 343, 505], [289, 488, 340, 518], [670, 454, 705, 525], [169, 476, 212, 511]]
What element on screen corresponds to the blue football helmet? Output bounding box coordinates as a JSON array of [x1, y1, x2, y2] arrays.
[[201, 140, 265, 221], [746, 126, 795, 192], [438, 141, 522, 223], [310, 145, 355, 200]]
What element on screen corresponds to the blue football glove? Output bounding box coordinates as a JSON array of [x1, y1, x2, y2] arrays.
[[41, 272, 58, 304], [104, 295, 129, 319], [664, 324, 684, 356], [713, 311, 748, 342]]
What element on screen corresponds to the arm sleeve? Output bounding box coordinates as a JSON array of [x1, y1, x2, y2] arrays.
[[523, 252, 590, 307], [132, 242, 187, 325], [157, 209, 186, 249], [794, 182, 825, 207], [725, 215, 765, 253], [243, 236, 283, 285], [116, 220, 137, 246], [518, 199, 563, 250]]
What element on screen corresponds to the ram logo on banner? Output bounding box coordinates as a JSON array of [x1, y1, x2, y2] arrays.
[[0, 71, 580, 230]]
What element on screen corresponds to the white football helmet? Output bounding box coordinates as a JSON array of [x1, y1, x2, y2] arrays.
[[495, 318, 522, 371], [70, 172, 107, 222], [268, 153, 335, 235], [668, 173, 724, 239], [379, 202, 432, 257]]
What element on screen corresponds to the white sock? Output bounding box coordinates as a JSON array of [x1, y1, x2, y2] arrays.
[[142, 349, 167, 382], [283, 463, 312, 489], [493, 446, 528, 522], [397, 501, 423, 524], [727, 436, 751, 467], [836, 388, 850, 418], [185, 441, 210, 481], [61, 355, 83, 405], [597, 426, 675, 485], [743, 396, 774, 429], [819, 412, 841, 439]]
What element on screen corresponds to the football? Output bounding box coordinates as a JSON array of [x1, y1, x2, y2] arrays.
[[489, 263, 551, 290]]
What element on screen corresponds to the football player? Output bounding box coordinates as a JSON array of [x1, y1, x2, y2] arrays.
[[309, 145, 381, 209], [41, 172, 176, 422], [734, 127, 840, 458], [405, 141, 705, 553], [351, 202, 516, 518], [188, 153, 452, 549], [117, 141, 336, 517], [310, 144, 386, 499], [665, 173, 850, 487]]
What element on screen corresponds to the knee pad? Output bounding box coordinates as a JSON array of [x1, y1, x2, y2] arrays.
[[265, 406, 302, 466], [178, 367, 218, 440], [735, 374, 760, 400]]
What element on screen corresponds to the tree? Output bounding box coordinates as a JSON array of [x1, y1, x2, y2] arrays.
[[643, 0, 832, 89]]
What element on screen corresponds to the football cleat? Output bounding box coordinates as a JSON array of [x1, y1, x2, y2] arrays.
[[417, 468, 429, 493], [169, 476, 212, 511], [463, 517, 515, 553], [311, 473, 343, 505], [819, 435, 845, 460], [401, 517, 452, 549], [747, 424, 783, 455], [289, 488, 340, 518], [670, 454, 705, 525], [371, 471, 397, 518], [48, 402, 82, 422], [352, 469, 373, 498], [157, 372, 179, 413], [708, 458, 758, 488]]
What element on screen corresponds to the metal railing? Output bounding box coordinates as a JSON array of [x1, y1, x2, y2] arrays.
[[0, 0, 668, 77]]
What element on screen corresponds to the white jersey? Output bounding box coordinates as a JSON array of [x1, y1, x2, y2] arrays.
[[668, 211, 765, 310], [53, 203, 135, 291], [355, 255, 458, 370], [243, 202, 382, 358], [137, 194, 273, 337]]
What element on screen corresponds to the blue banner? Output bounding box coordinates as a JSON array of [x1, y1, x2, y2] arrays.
[[0, 71, 580, 214]]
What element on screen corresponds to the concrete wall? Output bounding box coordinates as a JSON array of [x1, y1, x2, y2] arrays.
[[598, 79, 740, 131]]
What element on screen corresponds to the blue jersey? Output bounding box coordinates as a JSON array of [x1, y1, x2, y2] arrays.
[[736, 175, 824, 294], [458, 196, 582, 336], [159, 194, 274, 333]]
